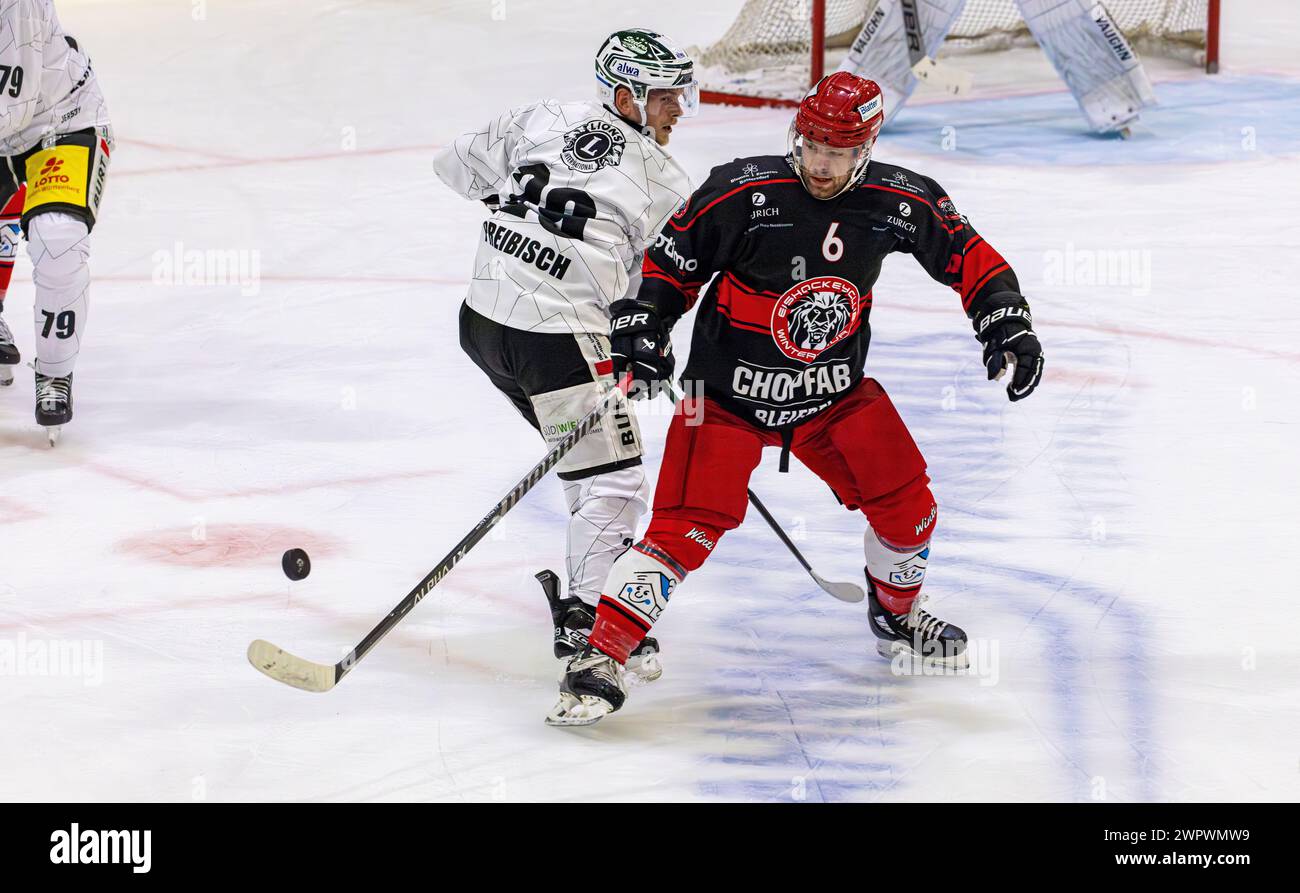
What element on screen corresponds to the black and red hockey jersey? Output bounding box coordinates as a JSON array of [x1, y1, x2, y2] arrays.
[[639, 154, 1021, 429]]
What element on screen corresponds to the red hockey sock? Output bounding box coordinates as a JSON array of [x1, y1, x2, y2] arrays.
[[590, 604, 647, 665], [0, 186, 25, 303], [589, 539, 687, 663]]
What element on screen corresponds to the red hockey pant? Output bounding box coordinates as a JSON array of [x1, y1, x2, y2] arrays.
[[645, 378, 935, 579]]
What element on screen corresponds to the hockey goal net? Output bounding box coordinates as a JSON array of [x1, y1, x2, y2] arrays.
[[695, 0, 1220, 107]]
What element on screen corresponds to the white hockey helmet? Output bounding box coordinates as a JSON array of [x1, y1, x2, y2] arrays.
[[595, 28, 699, 123]]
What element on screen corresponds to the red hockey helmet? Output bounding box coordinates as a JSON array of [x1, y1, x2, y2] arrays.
[[789, 72, 884, 199]]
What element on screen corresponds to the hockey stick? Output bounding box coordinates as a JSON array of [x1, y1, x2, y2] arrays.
[[910, 56, 972, 96], [745, 487, 864, 603], [247, 374, 635, 692], [899, 0, 972, 96], [665, 382, 864, 604]]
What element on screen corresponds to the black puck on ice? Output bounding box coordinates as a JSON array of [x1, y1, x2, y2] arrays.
[[282, 548, 311, 581]]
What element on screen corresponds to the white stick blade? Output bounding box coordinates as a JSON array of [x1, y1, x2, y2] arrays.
[[247, 639, 336, 692], [812, 573, 865, 603], [911, 56, 973, 96]]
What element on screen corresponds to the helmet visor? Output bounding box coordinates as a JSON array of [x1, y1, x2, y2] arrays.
[[789, 124, 872, 189], [647, 82, 700, 119]]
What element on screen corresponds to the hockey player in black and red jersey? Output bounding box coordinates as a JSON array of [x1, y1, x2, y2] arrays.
[[547, 71, 1044, 725]]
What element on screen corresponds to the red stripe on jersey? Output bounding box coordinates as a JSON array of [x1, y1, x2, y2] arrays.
[[642, 252, 686, 287], [723, 271, 781, 298], [958, 239, 1011, 308], [715, 312, 771, 336], [642, 252, 702, 308], [669, 178, 801, 231], [715, 273, 778, 331], [962, 264, 1011, 309]]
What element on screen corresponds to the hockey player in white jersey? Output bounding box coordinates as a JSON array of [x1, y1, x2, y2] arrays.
[[0, 0, 113, 443], [432, 29, 696, 675]]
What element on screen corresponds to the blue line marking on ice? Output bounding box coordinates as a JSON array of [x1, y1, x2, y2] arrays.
[[689, 325, 1157, 800], [884, 75, 1300, 165]]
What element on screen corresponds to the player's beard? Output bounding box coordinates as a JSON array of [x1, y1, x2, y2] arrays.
[[801, 170, 851, 199]]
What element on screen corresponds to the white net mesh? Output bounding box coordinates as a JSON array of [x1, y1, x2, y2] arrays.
[[695, 0, 1211, 101], [696, 0, 868, 75]]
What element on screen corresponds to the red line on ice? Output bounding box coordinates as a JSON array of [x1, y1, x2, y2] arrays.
[[0, 496, 44, 525], [115, 143, 444, 178], [83, 461, 448, 502]]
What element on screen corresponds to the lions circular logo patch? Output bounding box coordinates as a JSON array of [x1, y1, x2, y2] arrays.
[[771, 276, 863, 363], [561, 120, 626, 173]]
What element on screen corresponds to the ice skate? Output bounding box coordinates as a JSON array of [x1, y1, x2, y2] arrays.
[[867, 573, 968, 670], [545, 644, 627, 727], [0, 311, 16, 386], [536, 569, 661, 682], [35, 372, 73, 446]]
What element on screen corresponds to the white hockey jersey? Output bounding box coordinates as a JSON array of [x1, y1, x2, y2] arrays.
[[433, 100, 692, 335], [0, 0, 111, 155]]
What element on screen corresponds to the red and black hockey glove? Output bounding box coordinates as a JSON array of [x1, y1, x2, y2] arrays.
[[972, 292, 1044, 402], [609, 298, 674, 400]]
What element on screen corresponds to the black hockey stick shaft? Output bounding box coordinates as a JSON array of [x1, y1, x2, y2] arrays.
[[745, 486, 813, 574], [332, 374, 633, 685], [663, 382, 861, 601]]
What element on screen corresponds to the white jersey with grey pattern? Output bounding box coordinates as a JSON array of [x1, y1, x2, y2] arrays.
[[0, 0, 111, 155], [434, 99, 691, 335]]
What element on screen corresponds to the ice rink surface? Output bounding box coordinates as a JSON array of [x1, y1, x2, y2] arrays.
[[1, 0, 1298, 802]]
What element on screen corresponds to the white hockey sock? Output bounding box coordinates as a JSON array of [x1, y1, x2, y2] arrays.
[[561, 464, 649, 607], [28, 212, 90, 379], [864, 525, 930, 613]]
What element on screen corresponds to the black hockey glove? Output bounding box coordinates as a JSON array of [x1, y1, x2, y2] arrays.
[[972, 292, 1044, 402], [609, 298, 674, 399]]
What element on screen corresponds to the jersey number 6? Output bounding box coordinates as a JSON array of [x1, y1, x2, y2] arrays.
[[822, 222, 844, 262], [502, 163, 597, 241]]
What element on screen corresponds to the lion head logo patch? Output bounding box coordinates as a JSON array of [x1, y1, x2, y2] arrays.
[[771, 276, 862, 363]]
